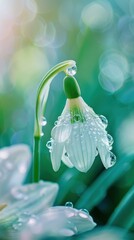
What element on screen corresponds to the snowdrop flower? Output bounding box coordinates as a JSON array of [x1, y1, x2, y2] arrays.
[[20, 203, 96, 239], [47, 75, 116, 172], [0, 145, 59, 237]]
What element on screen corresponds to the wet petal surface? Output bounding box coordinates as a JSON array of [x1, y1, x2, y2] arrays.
[[0, 181, 59, 228], [19, 206, 96, 239], [0, 145, 31, 198]]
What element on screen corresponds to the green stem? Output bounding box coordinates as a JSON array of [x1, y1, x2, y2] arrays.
[[33, 136, 40, 182], [33, 60, 76, 182], [108, 186, 134, 230]]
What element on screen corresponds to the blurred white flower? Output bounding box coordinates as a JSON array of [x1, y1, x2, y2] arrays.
[[47, 96, 116, 172], [20, 204, 96, 239], [0, 145, 59, 234]]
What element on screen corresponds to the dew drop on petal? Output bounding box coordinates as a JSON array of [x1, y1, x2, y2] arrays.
[[107, 134, 114, 145], [80, 209, 89, 215], [18, 217, 26, 224], [65, 202, 73, 208], [65, 65, 77, 76], [12, 222, 22, 231], [54, 120, 58, 126], [46, 139, 53, 150], [41, 116, 47, 126], [109, 152, 116, 166], [65, 152, 69, 157], [72, 114, 81, 122], [99, 115, 108, 127], [11, 189, 28, 200]]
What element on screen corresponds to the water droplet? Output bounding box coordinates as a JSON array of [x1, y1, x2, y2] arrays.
[[46, 139, 53, 149], [11, 189, 28, 200], [80, 209, 89, 215], [107, 134, 113, 145], [65, 152, 69, 157], [65, 202, 73, 208], [41, 132, 44, 137], [18, 217, 26, 223], [54, 120, 58, 126], [110, 152, 116, 166], [72, 114, 81, 122], [41, 117, 47, 126], [65, 65, 77, 76], [12, 222, 22, 231], [99, 115, 108, 128]]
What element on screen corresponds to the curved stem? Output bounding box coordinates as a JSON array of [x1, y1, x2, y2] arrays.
[[33, 60, 76, 182]]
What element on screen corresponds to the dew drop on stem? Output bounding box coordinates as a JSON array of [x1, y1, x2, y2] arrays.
[[41, 117, 47, 126], [65, 65, 77, 76]]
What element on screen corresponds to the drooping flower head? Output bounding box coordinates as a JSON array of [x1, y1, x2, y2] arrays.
[[47, 75, 116, 172]]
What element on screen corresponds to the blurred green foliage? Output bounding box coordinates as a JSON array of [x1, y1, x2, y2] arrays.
[[0, 0, 134, 237]]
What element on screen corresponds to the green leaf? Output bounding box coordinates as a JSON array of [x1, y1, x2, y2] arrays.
[[75, 155, 134, 210]]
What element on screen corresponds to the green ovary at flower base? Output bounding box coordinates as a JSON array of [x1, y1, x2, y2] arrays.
[[46, 75, 116, 172]]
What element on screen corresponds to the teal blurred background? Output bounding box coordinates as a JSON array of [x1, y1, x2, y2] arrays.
[[0, 0, 134, 233]]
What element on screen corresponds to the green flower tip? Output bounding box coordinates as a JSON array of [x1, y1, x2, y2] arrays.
[[63, 76, 81, 99]]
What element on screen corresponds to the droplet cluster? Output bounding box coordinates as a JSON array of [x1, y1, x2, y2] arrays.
[[46, 97, 116, 169]]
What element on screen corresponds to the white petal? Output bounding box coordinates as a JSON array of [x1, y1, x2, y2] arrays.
[[0, 144, 31, 197], [51, 100, 71, 143], [50, 141, 64, 171], [41, 206, 96, 234], [19, 206, 96, 239], [0, 181, 59, 227], [61, 148, 74, 168], [65, 123, 96, 172], [51, 123, 72, 143], [97, 143, 111, 168]]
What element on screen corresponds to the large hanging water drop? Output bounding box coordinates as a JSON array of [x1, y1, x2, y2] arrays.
[[110, 152, 116, 166], [65, 65, 77, 76], [99, 115, 108, 128], [65, 202, 73, 208], [107, 134, 113, 145]]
